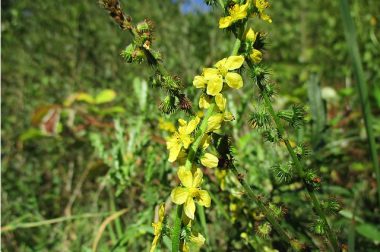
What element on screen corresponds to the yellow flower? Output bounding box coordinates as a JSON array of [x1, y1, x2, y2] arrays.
[[171, 166, 211, 219], [150, 204, 165, 252], [166, 117, 200, 162], [206, 110, 235, 133], [193, 56, 245, 96], [183, 233, 206, 252], [249, 49, 262, 64], [255, 0, 272, 23], [219, 1, 251, 29], [200, 153, 219, 168], [245, 28, 257, 43], [207, 113, 224, 132]]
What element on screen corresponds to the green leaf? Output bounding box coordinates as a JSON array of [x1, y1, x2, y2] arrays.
[[95, 89, 117, 104], [19, 128, 45, 142], [356, 223, 380, 243]]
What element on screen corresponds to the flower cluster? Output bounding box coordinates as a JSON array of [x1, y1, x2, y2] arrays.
[[219, 0, 272, 29]]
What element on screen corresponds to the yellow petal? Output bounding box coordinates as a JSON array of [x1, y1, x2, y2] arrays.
[[203, 68, 219, 77], [249, 49, 262, 64], [219, 16, 233, 29], [225, 72, 243, 89], [193, 75, 206, 88], [178, 166, 193, 188], [192, 168, 203, 187], [178, 118, 187, 126], [215, 94, 226, 111], [225, 56, 245, 70], [184, 197, 196, 219], [199, 94, 211, 109], [171, 187, 189, 205], [207, 114, 224, 132], [186, 117, 200, 134], [200, 153, 219, 168], [214, 58, 227, 69], [245, 28, 257, 42], [206, 75, 223, 96], [181, 134, 192, 149], [168, 144, 181, 162], [197, 190, 211, 207]]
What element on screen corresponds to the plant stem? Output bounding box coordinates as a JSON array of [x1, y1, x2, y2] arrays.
[[230, 164, 293, 245], [339, 0, 380, 206], [171, 205, 183, 252], [255, 73, 339, 251], [1, 212, 114, 233]]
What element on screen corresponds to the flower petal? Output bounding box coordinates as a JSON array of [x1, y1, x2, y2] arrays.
[[203, 68, 219, 77], [207, 114, 224, 132], [184, 197, 196, 219], [214, 58, 227, 69], [171, 187, 189, 205], [193, 75, 206, 88], [186, 117, 200, 134], [197, 190, 211, 208], [168, 144, 181, 162], [192, 168, 203, 187], [206, 75, 223, 96], [215, 94, 226, 111], [219, 16, 233, 29], [225, 56, 245, 70], [200, 153, 219, 168], [178, 166, 193, 188], [225, 72, 243, 89]]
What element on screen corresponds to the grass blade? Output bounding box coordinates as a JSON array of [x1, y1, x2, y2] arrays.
[[339, 0, 380, 205]]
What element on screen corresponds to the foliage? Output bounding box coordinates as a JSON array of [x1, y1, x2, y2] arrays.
[[2, 0, 380, 251]]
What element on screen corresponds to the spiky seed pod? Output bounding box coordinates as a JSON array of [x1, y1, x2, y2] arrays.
[[278, 105, 305, 128], [305, 170, 321, 189], [160, 95, 177, 114], [313, 218, 326, 235], [268, 203, 284, 219], [178, 94, 192, 112], [262, 128, 279, 143], [321, 199, 341, 215], [294, 143, 311, 160], [256, 222, 272, 238], [272, 162, 293, 183], [249, 108, 271, 129], [253, 32, 266, 51]]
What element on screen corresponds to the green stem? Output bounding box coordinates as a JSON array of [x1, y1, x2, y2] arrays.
[[230, 164, 293, 245], [1, 212, 113, 233], [256, 71, 339, 251], [171, 205, 183, 252], [339, 0, 380, 206]]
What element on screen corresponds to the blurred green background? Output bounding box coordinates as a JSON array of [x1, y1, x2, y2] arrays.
[[1, 0, 380, 251]]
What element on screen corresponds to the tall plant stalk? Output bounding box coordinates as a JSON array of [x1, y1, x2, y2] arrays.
[[339, 0, 380, 206]]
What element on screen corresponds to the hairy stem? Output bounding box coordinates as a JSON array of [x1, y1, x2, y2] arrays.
[[255, 74, 339, 251], [230, 164, 293, 245]]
